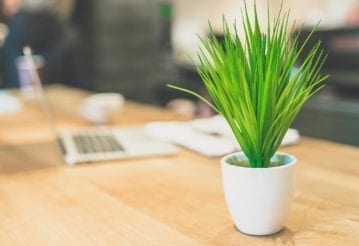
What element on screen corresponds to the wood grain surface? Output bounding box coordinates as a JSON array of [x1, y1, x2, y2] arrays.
[[0, 85, 358, 245]]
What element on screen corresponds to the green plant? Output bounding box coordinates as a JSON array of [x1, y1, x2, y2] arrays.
[[168, 3, 328, 168]]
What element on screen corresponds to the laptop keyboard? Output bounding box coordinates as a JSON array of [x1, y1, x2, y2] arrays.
[[58, 127, 179, 165], [72, 133, 125, 154]]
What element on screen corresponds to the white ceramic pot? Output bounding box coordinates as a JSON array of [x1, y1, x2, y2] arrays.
[[221, 151, 297, 236]]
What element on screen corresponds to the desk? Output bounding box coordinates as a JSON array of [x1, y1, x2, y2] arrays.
[[0, 86, 358, 245]]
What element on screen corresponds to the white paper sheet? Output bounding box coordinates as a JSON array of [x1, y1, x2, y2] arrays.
[[146, 115, 300, 157]]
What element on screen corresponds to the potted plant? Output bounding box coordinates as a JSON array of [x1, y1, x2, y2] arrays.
[[169, 2, 328, 236]]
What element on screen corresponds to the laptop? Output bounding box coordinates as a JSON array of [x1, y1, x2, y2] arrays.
[[23, 46, 179, 165]]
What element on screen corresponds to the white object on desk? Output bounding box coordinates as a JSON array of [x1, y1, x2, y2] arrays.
[[146, 121, 237, 157], [0, 91, 22, 114], [79, 93, 125, 124], [146, 115, 300, 157]]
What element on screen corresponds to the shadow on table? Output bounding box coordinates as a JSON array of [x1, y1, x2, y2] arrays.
[[0, 141, 64, 174], [214, 225, 295, 245]]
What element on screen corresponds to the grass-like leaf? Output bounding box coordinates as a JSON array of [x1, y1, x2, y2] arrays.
[[168, 3, 328, 168]]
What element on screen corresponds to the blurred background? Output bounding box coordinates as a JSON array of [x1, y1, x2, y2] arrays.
[[0, 0, 358, 146]]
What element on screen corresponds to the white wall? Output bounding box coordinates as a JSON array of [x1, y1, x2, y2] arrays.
[[172, 0, 261, 64], [277, 0, 357, 27], [171, 0, 358, 64]]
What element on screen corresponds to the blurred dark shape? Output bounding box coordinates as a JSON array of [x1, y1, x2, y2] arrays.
[[292, 27, 359, 146], [156, 63, 203, 106], [156, 1, 172, 54], [0, 3, 92, 90], [295, 27, 359, 93], [155, 32, 223, 117]]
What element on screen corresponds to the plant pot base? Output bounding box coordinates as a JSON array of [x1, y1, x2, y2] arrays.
[[235, 224, 284, 236]]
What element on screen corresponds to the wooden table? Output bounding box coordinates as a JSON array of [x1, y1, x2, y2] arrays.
[[0, 85, 358, 245]]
